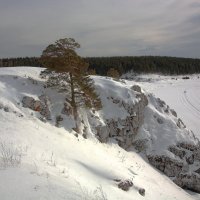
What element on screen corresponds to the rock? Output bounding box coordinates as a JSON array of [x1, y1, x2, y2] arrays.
[[34, 101, 42, 111], [194, 149, 200, 161], [177, 142, 198, 151], [174, 173, 200, 193], [138, 188, 145, 196], [40, 69, 51, 79], [39, 116, 46, 122], [195, 168, 200, 174], [118, 180, 133, 191], [96, 126, 109, 143], [96, 89, 148, 149], [133, 139, 148, 152], [22, 96, 39, 110], [157, 98, 166, 108], [157, 118, 163, 124], [149, 142, 200, 193], [113, 99, 120, 104], [22, 96, 51, 120], [186, 154, 194, 164], [177, 118, 186, 129], [182, 76, 190, 80], [82, 132, 87, 139], [131, 85, 141, 93], [148, 155, 183, 177], [4, 107, 9, 112], [168, 146, 186, 159], [170, 109, 177, 117]]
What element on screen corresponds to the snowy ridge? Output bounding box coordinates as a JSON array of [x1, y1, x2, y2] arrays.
[[91, 75, 198, 156], [0, 67, 199, 199]]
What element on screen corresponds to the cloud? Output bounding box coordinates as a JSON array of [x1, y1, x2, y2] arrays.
[[0, 0, 199, 58]]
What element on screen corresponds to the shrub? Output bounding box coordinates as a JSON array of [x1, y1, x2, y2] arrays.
[[0, 141, 22, 168]]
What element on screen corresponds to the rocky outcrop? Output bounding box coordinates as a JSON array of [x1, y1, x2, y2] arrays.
[[148, 142, 200, 193], [22, 96, 41, 111], [174, 173, 200, 193], [168, 146, 186, 159], [148, 155, 183, 177], [132, 139, 148, 152], [94, 83, 200, 193], [177, 142, 198, 151], [22, 95, 51, 120], [96, 85, 148, 149]]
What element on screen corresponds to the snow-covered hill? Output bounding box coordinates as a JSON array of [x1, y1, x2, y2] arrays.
[[0, 67, 199, 200]]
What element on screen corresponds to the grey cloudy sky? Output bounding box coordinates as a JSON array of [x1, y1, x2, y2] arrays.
[[0, 0, 200, 58]]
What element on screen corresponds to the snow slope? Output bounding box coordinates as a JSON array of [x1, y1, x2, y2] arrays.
[[0, 67, 198, 200]]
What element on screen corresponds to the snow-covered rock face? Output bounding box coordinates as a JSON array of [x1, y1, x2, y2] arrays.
[[148, 143, 200, 193], [147, 155, 184, 177], [1, 67, 200, 197], [95, 83, 148, 149]]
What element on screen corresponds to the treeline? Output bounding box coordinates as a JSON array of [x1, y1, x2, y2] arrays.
[[0, 57, 40, 67], [1, 56, 200, 75], [86, 56, 200, 75]]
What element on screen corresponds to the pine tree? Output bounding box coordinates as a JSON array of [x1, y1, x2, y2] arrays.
[[40, 38, 102, 133]]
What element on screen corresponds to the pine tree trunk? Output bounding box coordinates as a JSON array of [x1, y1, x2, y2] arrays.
[[69, 72, 80, 133]]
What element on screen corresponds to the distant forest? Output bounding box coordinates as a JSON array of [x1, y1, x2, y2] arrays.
[[0, 56, 200, 75]]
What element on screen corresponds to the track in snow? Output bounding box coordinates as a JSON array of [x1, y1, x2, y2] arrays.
[[141, 77, 200, 139], [183, 90, 200, 118]]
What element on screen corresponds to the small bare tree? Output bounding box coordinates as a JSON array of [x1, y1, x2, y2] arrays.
[[107, 68, 120, 79]]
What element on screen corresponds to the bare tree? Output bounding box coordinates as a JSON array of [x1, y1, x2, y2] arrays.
[[107, 68, 120, 79]]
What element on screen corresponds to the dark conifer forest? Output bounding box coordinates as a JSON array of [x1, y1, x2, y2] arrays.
[[1, 56, 200, 75]]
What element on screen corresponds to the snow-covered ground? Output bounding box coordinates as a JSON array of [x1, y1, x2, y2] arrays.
[[0, 67, 199, 200], [125, 74, 200, 139]]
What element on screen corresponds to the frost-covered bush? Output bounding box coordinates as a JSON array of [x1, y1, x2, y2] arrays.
[[77, 182, 107, 200], [0, 142, 22, 168]]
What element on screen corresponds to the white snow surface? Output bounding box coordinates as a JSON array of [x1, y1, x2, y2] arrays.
[[0, 67, 199, 200]]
